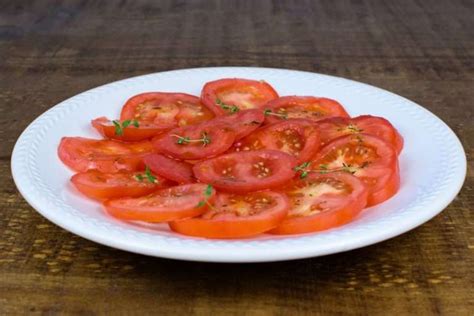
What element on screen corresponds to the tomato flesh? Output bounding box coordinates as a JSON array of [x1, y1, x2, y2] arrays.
[[270, 172, 368, 234], [233, 119, 320, 163], [104, 183, 215, 222], [264, 96, 349, 124], [193, 150, 297, 193], [71, 170, 168, 200], [143, 153, 195, 184], [317, 115, 404, 154], [92, 117, 168, 142], [212, 109, 265, 140], [153, 121, 236, 160], [120, 92, 214, 128], [201, 78, 279, 115], [58, 137, 154, 173], [311, 134, 399, 206], [169, 191, 289, 238]]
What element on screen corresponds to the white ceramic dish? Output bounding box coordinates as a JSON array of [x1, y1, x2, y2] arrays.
[[11, 67, 466, 262]]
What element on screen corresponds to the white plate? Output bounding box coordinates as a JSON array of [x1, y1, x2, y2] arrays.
[[11, 67, 466, 262]]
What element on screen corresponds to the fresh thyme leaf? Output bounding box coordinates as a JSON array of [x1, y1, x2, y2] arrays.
[[112, 120, 123, 136], [319, 164, 328, 170], [264, 109, 288, 120], [134, 174, 144, 182], [196, 200, 206, 208], [122, 120, 132, 128], [145, 166, 157, 183], [216, 98, 239, 113], [205, 184, 213, 196], [300, 171, 309, 179], [132, 120, 139, 128]]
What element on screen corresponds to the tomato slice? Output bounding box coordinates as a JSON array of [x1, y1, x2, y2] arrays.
[[169, 191, 289, 238], [270, 172, 368, 234], [212, 109, 265, 140], [143, 153, 195, 184], [103, 183, 215, 222], [71, 170, 169, 200], [120, 92, 214, 127], [201, 78, 279, 115], [309, 134, 399, 206], [264, 96, 349, 124], [233, 119, 320, 163], [58, 137, 154, 173], [153, 121, 236, 160], [317, 115, 404, 154], [193, 150, 297, 193], [92, 117, 168, 142]]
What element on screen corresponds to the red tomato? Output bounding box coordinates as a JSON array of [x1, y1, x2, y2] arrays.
[[92, 117, 168, 142], [211, 109, 265, 140], [310, 134, 399, 206], [58, 137, 153, 173], [270, 172, 368, 234], [201, 78, 279, 115], [233, 119, 320, 163], [153, 122, 236, 160], [264, 96, 349, 124], [143, 153, 195, 184], [104, 183, 215, 222], [193, 150, 297, 193], [120, 92, 214, 127], [169, 191, 289, 238], [317, 115, 404, 154], [71, 170, 169, 200]]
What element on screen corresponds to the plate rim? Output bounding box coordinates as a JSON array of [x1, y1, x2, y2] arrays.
[[11, 66, 467, 262]]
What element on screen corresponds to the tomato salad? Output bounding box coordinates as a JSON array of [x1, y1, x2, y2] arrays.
[[58, 78, 403, 239]]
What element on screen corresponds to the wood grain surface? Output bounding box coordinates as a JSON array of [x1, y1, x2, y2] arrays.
[[1, 0, 473, 315]]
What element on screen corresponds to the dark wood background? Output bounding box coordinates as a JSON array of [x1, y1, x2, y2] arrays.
[[1, 0, 472, 315]]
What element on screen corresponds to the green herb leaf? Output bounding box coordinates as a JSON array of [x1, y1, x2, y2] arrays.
[[196, 200, 206, 208], [205, 184, 213, 197], [216, 98, 240, 113], [145, 166, 157, 183], [134, 174, 144, 182], [112, 120, 123, 136], [122, 120, 132, 128], [132, 120, 140, 128]]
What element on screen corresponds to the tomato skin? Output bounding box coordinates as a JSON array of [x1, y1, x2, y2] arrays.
[[143, 153, 195, 184], [58, 137, 154, 173], [270, 173, 368, 235], [201, 78, 279, 116], [311, 133, 399, 206], [233, 119, 321, 163], [211, 109, 265, 140], [317, 115, 404, 154], [169, 191, 289, 239], [120, 92, 214, 127], [104, 183, 215, 222], [193, 150, 297, 193], [264, 96, 350, 124], [92, 117, 168, 142], [153, 122, 236, 160], [71, 170, 168, 200]]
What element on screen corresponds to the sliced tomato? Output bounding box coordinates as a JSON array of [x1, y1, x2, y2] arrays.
[[264, 96, 349, 124], [104, 183, 215, 222], [201, 78, 279, 115], [143, 153, 195, 184], [153, 121, 236, 160], [317, 115, 404, 154], [169, 191, 289, 238], [58, 137, 153, 173], [310, 134, 399, 206], [233, 119, 320, 163], [211, 109, 264, 140], [71, 170, 169, 200], [270, 172, 368, 234], [92, 117, 168, 142], [193, 150, 297, 193], [120, 92, 214, 127]]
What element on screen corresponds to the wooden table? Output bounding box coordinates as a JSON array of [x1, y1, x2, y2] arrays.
[[1, 1, 472, 314]]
